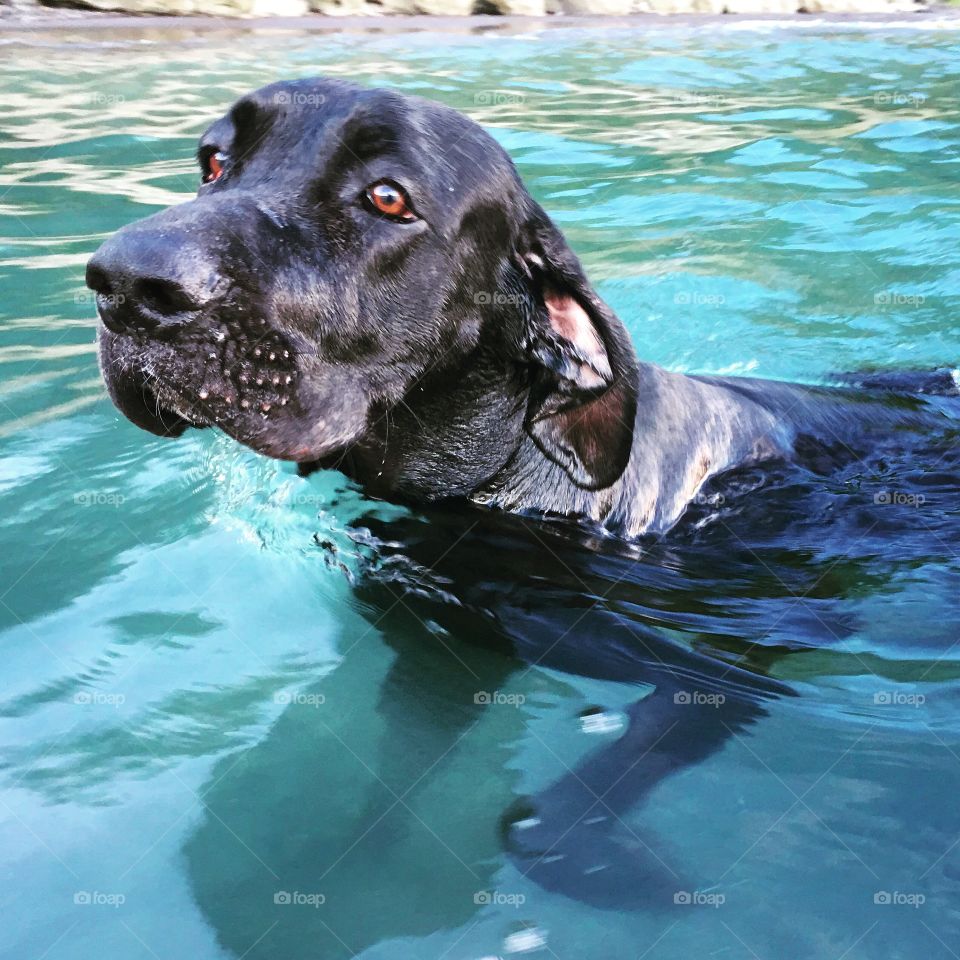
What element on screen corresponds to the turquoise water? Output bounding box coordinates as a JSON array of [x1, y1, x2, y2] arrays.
[[1, 19, 960, 960]]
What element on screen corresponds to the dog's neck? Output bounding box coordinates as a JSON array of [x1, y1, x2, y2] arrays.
[[334, 344, 641, 530], [336, 341, 531, 502]]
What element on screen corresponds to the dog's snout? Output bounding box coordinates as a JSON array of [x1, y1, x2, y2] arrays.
[[86, 227, 222, 335]]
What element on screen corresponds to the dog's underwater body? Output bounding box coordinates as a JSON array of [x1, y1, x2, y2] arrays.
[[89, 79, 960, 919], [88, 77, 959, 539]]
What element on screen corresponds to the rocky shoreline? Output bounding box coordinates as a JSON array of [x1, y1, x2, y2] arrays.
[[1, 0, 950, 22]]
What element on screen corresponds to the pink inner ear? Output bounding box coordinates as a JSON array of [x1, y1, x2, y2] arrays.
[[543, 289, 612, 389]]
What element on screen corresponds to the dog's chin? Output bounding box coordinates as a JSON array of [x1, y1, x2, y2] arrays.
[[101, 363, 196, 439], [97, 325, 370, 463]]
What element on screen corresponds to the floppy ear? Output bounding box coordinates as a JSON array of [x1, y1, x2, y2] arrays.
[[515, 204, 639, 491]]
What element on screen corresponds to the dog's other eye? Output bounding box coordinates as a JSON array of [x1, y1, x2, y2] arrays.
[[365, 181, 416, 222], [202, 151, 226, 184]]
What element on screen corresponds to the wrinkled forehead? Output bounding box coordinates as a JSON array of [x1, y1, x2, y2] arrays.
[[199, 78, 519, 207]]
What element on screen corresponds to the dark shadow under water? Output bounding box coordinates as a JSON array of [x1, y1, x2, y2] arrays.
[[185, 384, 960, 958]]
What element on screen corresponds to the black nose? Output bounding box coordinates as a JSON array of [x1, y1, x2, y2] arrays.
[[86, 228, 223, 335]]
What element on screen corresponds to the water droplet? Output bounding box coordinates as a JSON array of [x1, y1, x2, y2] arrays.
[[579, 707, 625, 736], [504, 926, 547, 955], [513, 817, 541, 831]]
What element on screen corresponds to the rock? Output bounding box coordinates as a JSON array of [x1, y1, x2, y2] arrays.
[[308, 0, 550, 12], [721, 0, 795, 12], [251, 0, 309, 13], [308, 0, 481, 13], [482, 0, 547, 13], [412, 0, 475, 13], [558, 0, 638, 12], [29, 0, 932, 21], [630, 0, 727, 11], [42, 0, 309, 14], [799, 0, 915, 10], [308, 0, 391, 14]]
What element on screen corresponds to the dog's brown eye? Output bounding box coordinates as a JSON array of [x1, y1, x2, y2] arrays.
[[366, 181, 416, 221], [203, 152, 225, 184]]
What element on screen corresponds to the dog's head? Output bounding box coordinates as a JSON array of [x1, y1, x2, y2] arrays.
[[90, 78, 638, 492]]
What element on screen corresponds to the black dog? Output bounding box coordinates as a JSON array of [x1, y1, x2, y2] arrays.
[[88, 77, 955, 537], [85, 80, 960, 927]]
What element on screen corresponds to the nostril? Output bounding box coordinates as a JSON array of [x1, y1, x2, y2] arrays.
[[134, 278, 201, 318], [86, 262, 112, 296]]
